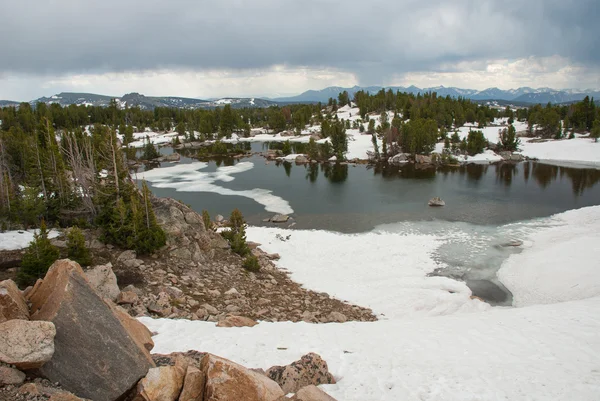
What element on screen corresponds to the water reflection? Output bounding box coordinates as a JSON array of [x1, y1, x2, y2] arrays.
[[495, 163, 518, 186], [322, 163, 348, 183]]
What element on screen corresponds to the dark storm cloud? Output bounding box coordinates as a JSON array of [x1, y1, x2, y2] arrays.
[[0, 0, 597, 83]]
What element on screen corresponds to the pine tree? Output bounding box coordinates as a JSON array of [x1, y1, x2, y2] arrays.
[[307, 137, 319, 160], [222, 208, 250, 257], [498, 124, 520, 151], [67, 226, 91, 266], [592, 119, 600, 142], [18, 220, 59, 286]]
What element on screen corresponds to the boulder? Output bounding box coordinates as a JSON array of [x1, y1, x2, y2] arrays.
[[117, 250, 137, 263], [85, 263, 120, 301], [134, 365, 186, 401], [49, 393, 90, 401], [179, 366, 205, 401], [0, 319, 56, 369], [271, 214, 289, 223], [291, 385, 337, 401], [117, 290, 139, 305], [201, 354, 284, 401], [0, 279, 30, 322], [326, 311, 347, 323], [415, 154, 432, 164], [428, 197, 445, 207], [295, 155, 309, 164], [216, 315, 258, 328], [266, 353, 336, 394], [510, 153, 525, 162], [215, 214, 224, 223], [28, 259, 154, 401], [388, 153, 409, 165], [0, 365, 26, 385]]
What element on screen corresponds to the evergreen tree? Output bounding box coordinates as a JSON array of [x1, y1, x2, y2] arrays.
[[307, 137, 319, 160], [67, 226, 91, 266], [242, 255, 260, 272], [498, 124, 520, 152], [329, 122, 348, 160], [18, 220, 59, 286], [142, 137, 160, 160], [222, 208, 250, 256], [592, 119, 600, 142], [466, 130, 487, 156]]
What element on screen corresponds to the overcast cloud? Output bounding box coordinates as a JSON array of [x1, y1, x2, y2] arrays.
[[0, 0, 598, 100]]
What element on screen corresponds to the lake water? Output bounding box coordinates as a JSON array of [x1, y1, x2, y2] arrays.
[[139, 143, 600, 233], [136, 144, 600, 305]]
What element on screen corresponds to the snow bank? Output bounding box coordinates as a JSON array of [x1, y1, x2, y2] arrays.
[[0, 229, 60, 251], [141, 296, 600, 401], [498, 205, 600, 307], [464, 149, 503, 163], [139, 162, 293, 215], [519, 137, 600, 168], [246, 226, 488, 319]]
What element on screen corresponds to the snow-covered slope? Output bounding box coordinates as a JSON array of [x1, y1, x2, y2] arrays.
[[141, 206, 600, 401]]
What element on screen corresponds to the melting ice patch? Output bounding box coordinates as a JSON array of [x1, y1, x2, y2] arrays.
[[139, 162, 294, 215]]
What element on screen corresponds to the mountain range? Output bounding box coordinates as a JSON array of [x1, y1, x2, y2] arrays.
[[1, 86, 598, 110], [269, 85, 600, 104], [0, 92, 280, 110]]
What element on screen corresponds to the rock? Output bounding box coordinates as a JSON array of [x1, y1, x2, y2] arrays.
[[158, 152, 181, 163], [271, 214, 289, 223], [116, 290, 139, 305], [117, 250, 137, 263], [49, 393, 90, 401], [179, 366, 205, 401], [216, 315, 258, 328], [207, 289, 221, 297], [0, 365, 26, 385], [85, 263, 120, 301], [134, 365, 186, 401], [0, 279, 30, 322], [499, 151, 512, 160], [201, 354, 284, 401], [266, 353, 336, 394], [28, 259, 154, 401], [106, 301, 154, 352], [0, 319, 56, 369], [326, 311, 347, 323], [202, 303, 219, 315], [224, 287, 240, 296], [510, 153, 525, 162], [266, 253, 281, 261], [291, 385, 337, 401], [415, 154, 432, 164], [247, 241, 261, 249], [163, 286, 183, 299], [428, 197, 445, 207], [388, 153, 409, 165], [215, 214, 224, 223], [295, 155, 309, 164]]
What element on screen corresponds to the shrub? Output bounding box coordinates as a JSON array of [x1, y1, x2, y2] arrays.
[[17, 221, 59, 287], [242, 255, 261, 272], [67, 226, 92, 266], [202, 209, 212, 230]]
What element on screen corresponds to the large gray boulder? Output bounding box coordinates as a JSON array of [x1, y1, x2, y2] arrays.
[[0, 279, 30, 322], [28, 259, 155, 401], [0, 319, 56, 369]]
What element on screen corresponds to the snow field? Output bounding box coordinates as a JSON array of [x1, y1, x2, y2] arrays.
[[0, 229, 60, 250]]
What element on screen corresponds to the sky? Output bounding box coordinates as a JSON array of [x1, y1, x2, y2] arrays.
[[0, 0, 598, 101]]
